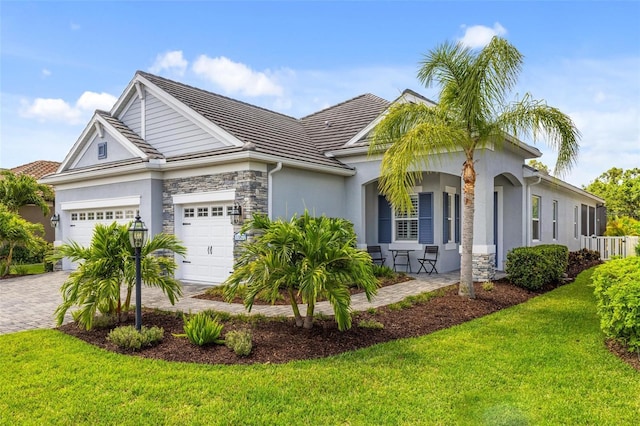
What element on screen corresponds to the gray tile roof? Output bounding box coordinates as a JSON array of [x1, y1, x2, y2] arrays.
[[96, 110, 165, 160], [300, 93, 390, 152], [138, 71, 350, 169]]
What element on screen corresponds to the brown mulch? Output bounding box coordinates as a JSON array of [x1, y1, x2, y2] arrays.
[[59, 280, 541, 365], [606, 339, 640, 371]]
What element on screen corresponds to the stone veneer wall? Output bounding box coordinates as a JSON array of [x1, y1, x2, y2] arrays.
[[162, 170, 268, 240], [472, 253, 496, 282]]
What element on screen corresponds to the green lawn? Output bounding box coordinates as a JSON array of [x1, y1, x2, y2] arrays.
[[9, 263, 45, 275], [1, 270, 638, 425]]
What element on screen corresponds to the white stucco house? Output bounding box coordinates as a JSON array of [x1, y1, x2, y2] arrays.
[[41, 71, 605, 283]]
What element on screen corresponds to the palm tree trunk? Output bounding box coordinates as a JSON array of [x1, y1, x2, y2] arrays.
[[303, 301, 315, 329], [460, 158, 476, 298], [288, 288, 303, 327]]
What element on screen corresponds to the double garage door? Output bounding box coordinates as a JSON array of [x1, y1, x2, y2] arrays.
[[178, 203, 235, 284], [67, 207, 138, 247]]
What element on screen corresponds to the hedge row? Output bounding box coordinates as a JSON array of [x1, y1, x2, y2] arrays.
[[505, 244, 569, 290], [592, 257, 640, 353]]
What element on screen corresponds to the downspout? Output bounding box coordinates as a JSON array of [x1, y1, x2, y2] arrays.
[[525, 175, 542, 246], [268, 162, 283, 219]]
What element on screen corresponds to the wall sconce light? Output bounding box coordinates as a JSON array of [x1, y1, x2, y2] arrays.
[[50, 213, 60, 228], [230, 203, 243, 225]]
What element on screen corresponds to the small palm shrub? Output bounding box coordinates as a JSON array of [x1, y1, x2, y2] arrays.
[[107, 325, 164, 351], [372, 264, 395, 278], [182, 312, 224, 346], [358, 319, 384, 329], [592, 257, 640, 353], [225, 329, 253, 356]]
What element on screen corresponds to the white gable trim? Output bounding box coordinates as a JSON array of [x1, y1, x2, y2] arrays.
[[135, 74, 244, 148], [345, 91, 435, 147], [172, 190, 235, 205], [67, 115, 149, 169], [61, 195, 140, 211]]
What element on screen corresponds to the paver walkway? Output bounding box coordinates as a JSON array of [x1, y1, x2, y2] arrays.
[[0, 271, 483, 335]]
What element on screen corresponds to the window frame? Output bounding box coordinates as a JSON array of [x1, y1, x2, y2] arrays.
[[98, 142, 107, 160], [393, 193, 419, 242], [532, 195, 541, 241]]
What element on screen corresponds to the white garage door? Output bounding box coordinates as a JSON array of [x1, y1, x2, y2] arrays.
[[179, 204, 234, 284], [67, 207, 138, 247]]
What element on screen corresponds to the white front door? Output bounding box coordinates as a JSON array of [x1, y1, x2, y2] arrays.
[[178, 204, 234, 284]]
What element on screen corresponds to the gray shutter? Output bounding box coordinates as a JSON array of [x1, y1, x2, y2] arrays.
[[419, 192, 434, 244], [378, 195, 391, 243]]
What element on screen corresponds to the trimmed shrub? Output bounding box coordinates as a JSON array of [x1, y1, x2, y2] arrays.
[[182, 312, 224, 346], [592, 257, 640, 352], [567, 249, 602, 278], [372, 264, 395, 279], [505, 244, 568, 290], [225, 329, 253, 356], [107, 325, 164, 351]]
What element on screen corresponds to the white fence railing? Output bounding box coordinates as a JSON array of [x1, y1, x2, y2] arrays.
[[580, 236, 640, 261]]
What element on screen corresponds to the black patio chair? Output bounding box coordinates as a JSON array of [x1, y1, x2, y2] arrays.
[[367, 245, 387, 266], [417, 245, 439, 274]]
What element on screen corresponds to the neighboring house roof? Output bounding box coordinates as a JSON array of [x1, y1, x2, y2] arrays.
[[300, 93, 390, 152], [10, 160, 61, 179], [137, 71, 347, 170], [95, 110, 165, 160]]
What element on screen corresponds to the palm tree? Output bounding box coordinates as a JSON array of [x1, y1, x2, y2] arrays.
[[369, 37, 580, 298], [0, 170, 54, 216], [224, 211, 378, 331], [0, 205, 45, 276], [49, 222, 187, 330]]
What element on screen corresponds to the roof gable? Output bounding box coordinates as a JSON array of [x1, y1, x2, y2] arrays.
[[11, 160, 61, 179]]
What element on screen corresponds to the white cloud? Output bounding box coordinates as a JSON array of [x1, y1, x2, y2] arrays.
[[42, 69, 51, 77], [459, 23, 507, 48], [70, 22, 80, 31], [149, 50, 188, 76], [519, 57, 640, 187], [20, 91, 117, 125], [192, 55, 284, 97]]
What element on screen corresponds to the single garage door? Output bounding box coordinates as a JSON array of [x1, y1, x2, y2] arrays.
[[179, 204, 234, 284], [67, 207, 138, 246]]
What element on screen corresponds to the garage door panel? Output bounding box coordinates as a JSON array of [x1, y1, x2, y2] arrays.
[[178, 204, 234, 284]]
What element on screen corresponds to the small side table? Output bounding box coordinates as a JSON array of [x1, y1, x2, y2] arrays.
[[390, 249, 414, 273]]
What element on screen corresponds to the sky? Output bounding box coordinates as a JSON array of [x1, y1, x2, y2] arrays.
[[1, 0, 639, 188]]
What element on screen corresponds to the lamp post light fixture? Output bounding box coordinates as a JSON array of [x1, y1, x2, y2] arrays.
[[50, 213, 60, 229], [128, 214, 148, 331], [230, 202, 243, 225]]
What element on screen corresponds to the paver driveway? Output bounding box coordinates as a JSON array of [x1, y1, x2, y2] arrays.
[[0, 271, 465, 335]]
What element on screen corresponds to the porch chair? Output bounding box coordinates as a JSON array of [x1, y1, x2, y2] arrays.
[[417, 245, 439, 275], [367, 245, 387, 266]]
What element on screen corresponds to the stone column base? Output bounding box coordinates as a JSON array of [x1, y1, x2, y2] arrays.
[[472, 253, 496, 282]]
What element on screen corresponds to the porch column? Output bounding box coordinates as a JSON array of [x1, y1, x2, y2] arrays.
[[469, 167, 496, 281]]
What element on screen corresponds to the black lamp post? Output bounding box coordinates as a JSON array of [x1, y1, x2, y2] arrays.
[[128, 214, 148, 331], [230, 202, 242, 225]]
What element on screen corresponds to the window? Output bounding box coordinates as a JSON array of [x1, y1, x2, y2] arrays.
[[443, 188, 460, 245], [589, 206, 595, 236], [573, 206, 578, 239], [98, 142, 107, 159], [105, 211, 114, 220], [125, 210, 135, 219], [87, 212, 95, 221], [581, 204, 588, 236], [552, 200, 558, 240], [115, 211, 124, 219], [96, 212, 104, 220], [379, 192, 433, 244], [71, 213, 78, 221], [226, 206, 234, 216], [79, 212, 86, 221], [394, 194, 418, 241], [532, 195, 541, 241], [184, 208, 195, 218], [197, 207, 209, 217], [211, 206, 224, 217]]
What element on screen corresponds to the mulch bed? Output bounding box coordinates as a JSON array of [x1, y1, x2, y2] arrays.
[[59, 280, 540, 365]]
